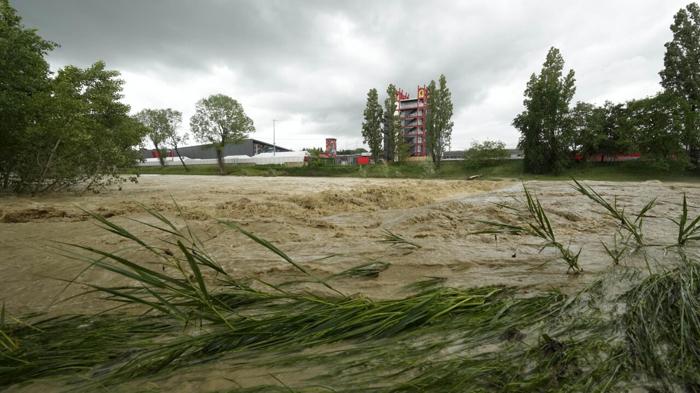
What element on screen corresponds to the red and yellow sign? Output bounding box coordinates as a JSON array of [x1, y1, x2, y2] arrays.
[[417, 88, 425, 99]]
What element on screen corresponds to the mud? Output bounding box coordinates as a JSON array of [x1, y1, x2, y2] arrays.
[[1, 176, 700, 314]]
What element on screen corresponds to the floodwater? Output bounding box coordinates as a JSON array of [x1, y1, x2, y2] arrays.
[[2, 175, 700, 391]]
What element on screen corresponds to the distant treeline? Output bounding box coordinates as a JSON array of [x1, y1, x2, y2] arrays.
[[514, 3, 700, 174]]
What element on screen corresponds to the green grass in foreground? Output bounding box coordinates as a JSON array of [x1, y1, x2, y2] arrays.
[[125, 159, 700, 182], [3, 181, 700, 391]]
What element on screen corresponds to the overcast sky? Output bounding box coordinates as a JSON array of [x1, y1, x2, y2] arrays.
[[13, 0, 690, 150]]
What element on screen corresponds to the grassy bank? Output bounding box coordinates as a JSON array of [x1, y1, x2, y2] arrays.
[[126, 160, 700, 182]]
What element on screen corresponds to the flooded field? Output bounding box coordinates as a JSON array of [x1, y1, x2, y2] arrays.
[[2, 175, 698, 313], [2, 175, 700, 391]]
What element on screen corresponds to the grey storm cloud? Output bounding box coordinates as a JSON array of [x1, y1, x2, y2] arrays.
[[12, 0, 691, 150]]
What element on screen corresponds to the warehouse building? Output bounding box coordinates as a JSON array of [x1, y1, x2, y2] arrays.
[[140, 138, 291, 160]]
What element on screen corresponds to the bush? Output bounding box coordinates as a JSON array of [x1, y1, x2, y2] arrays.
[[464, 140, 510, 167]]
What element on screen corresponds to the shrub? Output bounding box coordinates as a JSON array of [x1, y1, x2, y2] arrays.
[[464, 140, 509, 167]]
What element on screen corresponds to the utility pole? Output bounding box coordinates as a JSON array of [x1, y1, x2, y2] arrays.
[[273, 119, 276, 156]]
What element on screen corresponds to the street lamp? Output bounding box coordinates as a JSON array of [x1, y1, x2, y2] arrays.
[[272, 119, 277, 156]]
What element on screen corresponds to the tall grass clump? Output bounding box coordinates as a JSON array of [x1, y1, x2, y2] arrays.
[[624, 256, 700, 390], [472, 184, 583, 274], [572, 178, 656, 248], [673, 193, 700, 247]]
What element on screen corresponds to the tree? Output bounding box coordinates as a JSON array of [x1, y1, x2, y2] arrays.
[[0, 2, 145, 193], [464, 140, 509, 167], [190, 94, 254, 175], [570, 101, 634, 162], [425, 74, 454, 168], [135, 108, 188, 170], [135, 109, 169, 167], [361, 88, 383, 162], [627, 92, 689, 166], [513, 47, 576, 174], [660, 2, 700, 163], [11, 62, 145, 193], [0, 0, 56, 189], [161, 109, 188, 171], [383, 84, 401, 162], [569, 101, 603, 158]]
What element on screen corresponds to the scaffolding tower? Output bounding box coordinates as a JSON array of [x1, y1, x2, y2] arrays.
[[396, 85, 428, 157]]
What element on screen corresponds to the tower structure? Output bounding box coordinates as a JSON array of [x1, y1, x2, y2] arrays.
[[396, 85, 428, 157]]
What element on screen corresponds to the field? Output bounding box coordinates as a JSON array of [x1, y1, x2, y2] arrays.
[[2, 175, 700, 391]]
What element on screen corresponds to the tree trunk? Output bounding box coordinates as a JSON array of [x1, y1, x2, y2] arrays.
[[216, 148, 225, 175], [173, 144, 189, 171], [33, 139, 62, 195], [155, 142, 165, 167]]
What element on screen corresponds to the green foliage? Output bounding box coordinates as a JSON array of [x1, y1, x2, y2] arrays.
[[361, 88, 383, 162], [190, 94, 254, 175], [304, 147, 333, 168], [673, 193, 700, 247], [661, 2, 700, 162], [464, 140, 509, 167], [379, 229, 422, 249], [572, 178, 655, 249], [570, 101, 635, 161], [130, 159, 700, 183], [134, 109, 170, 167], [425, 75, 454, 169], [514, 47, 576, 174], [337, 147, 368, 155], [626, 92, 692, 166], [12, 62, 144, 193], [0, 0, 57, 190], [135, 108, 187, 170], [472, 184, 583, 274], [382, 84, 401, 162], [624, 257, 700, 389], [332, 261, 391, 278], [0, 2, 144, 193]]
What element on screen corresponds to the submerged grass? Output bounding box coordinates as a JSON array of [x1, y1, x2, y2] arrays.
[[3, 180, 700, 391], [572, 178, 656, 248], [472, 184, 583, 274], [379, 229, 422, 250]]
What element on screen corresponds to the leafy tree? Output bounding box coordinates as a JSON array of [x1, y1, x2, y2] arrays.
[[0, 2, 143, 193], [361, 88, 383, 162], [337, 147, 368, 155], [190, 94, 254, 175], [660, 2, 700, 162], [0, 0, 56, 189], [627, 92, 689, 166], [513, 47, 576, 174], [135, 108, 188, 170], [135, 109, 169, 167], [569, 102, 603, 158], [464, 140, 509, 167], [570, 101, 634, 162], [425, 74, 454, 168], [13, 62, 144, 193], [160, 109, 188, 171], [383, 84, 401, 162]]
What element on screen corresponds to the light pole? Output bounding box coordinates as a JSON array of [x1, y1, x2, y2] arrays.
[[272, 119, 276, 156]]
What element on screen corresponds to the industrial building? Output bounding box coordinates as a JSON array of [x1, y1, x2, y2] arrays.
[[396, 86, 429, 158], [140, 138, 290, 160]]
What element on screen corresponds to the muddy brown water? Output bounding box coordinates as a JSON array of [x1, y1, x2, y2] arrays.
[[2, 175, 700, 314], [1, 175, 700, 391]]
